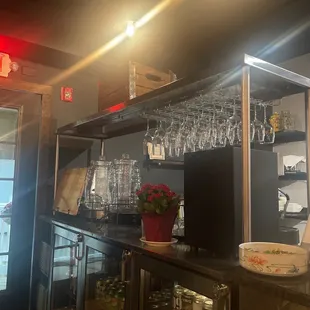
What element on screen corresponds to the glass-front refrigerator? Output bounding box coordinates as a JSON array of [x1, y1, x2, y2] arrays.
[[135, 252, 231, 310], [50, 226, 83, 310], [83, 236, 131, 310]]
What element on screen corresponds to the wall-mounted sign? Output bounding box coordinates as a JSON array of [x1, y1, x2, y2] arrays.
[[61, 87, 73, 102], [0, 53, 18, 77]]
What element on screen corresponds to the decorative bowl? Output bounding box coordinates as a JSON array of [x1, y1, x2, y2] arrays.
[[239, 242, 308, 277]]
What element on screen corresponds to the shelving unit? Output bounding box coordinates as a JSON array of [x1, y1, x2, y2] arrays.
[[279, 172, 307, 181], [274, 130, 306, 145], [55, 57, 310, 140], [42, 54, 310, 310], [54, 54, 310, 241]]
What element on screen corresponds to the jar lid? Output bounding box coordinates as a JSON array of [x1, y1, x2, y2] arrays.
[[183, 290, 195, 296], [194, 295, 206, 302]]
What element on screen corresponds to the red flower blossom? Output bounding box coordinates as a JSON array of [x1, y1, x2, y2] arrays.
[[147, 196, 153, 202], [158, 184, 170, 192], [141, 183, 152, 191]]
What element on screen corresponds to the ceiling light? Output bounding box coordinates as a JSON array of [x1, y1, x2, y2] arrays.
[[126, 21, 135, 37]]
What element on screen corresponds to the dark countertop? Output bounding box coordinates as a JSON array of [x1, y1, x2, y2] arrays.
[[40, 215, 310, 307]]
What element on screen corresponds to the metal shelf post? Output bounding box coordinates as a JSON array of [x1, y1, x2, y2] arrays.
[[241, 65, 251, 243]]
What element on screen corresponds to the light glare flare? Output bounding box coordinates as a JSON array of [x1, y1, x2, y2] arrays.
[[126, 21, 135, 37], [43, 0, 176, 86]]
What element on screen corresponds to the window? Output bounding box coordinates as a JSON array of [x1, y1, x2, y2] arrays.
[[0, 107, 18, 291]]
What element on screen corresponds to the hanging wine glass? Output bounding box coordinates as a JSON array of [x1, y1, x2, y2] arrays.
[[143, 118, 153, 156], [217, 119, 228, 147], [237, 113, 255, 144], [262, 103, 275, 144], [210, 108, 219, 148], [226, 100, 240, 145], [187, 116, 200, 152], [253, 104, 265, 143], [217, 103, 229, 147], [152, 120, 165, 156]]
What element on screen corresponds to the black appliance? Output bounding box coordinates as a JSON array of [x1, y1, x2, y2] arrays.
[[279, 226, 299, 245], [184, 147, 279, 258]]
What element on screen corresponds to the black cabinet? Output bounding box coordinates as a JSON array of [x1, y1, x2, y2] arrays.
[[134, 253, 230, 310], [50, 226, 80, 310], [37, 221, 232, 310], [83, 235, 131, 310], [46, 226, 132, 310]]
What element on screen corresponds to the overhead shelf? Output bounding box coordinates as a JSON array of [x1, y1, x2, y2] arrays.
[[56, 54, 310, 140], [274, 130, 305, 145], [279, 172, 307, 181]]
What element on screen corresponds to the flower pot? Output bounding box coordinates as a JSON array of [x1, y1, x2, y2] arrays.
[[142, 206, 178, 242]]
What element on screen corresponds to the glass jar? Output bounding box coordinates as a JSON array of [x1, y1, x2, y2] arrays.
[[193, 295, 206, 310], [113, 154, 139, 205], [280, 110, 294, 130], [95, 156, 113, 204], [83, 156, 113, 210], [203, 298, 213, 310], [181, 289, 195, 310]]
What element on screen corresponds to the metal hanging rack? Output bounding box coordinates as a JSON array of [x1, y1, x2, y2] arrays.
[[54, 54, 310, 243]]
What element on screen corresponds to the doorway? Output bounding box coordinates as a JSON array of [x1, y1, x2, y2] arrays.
[[0, 88, 42, 310]]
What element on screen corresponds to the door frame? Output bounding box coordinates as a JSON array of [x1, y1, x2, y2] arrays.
[[0, 77, 52, 309]]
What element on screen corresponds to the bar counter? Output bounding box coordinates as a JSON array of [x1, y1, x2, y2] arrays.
[[40, 215, 310, 308]]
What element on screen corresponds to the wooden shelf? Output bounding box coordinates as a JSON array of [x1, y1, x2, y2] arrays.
[[279, 172, 307, 181], [143, 159, 184, 170], [274, 130, 305, 145]]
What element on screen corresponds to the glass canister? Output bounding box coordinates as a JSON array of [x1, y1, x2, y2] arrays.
[[95, 156, 114, 204], [203, 298, 213, 310], [181, 289, 195, 310], [131, 161, 141, 205], [280, 110, 294, 130], [83, 156, 113, 211], [193, 295, 207, 310], [83, 160, 97, 205], [113, 154, 139, 204]]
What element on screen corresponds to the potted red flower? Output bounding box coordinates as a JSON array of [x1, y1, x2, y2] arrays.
[[136, 184, 180, 242]]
